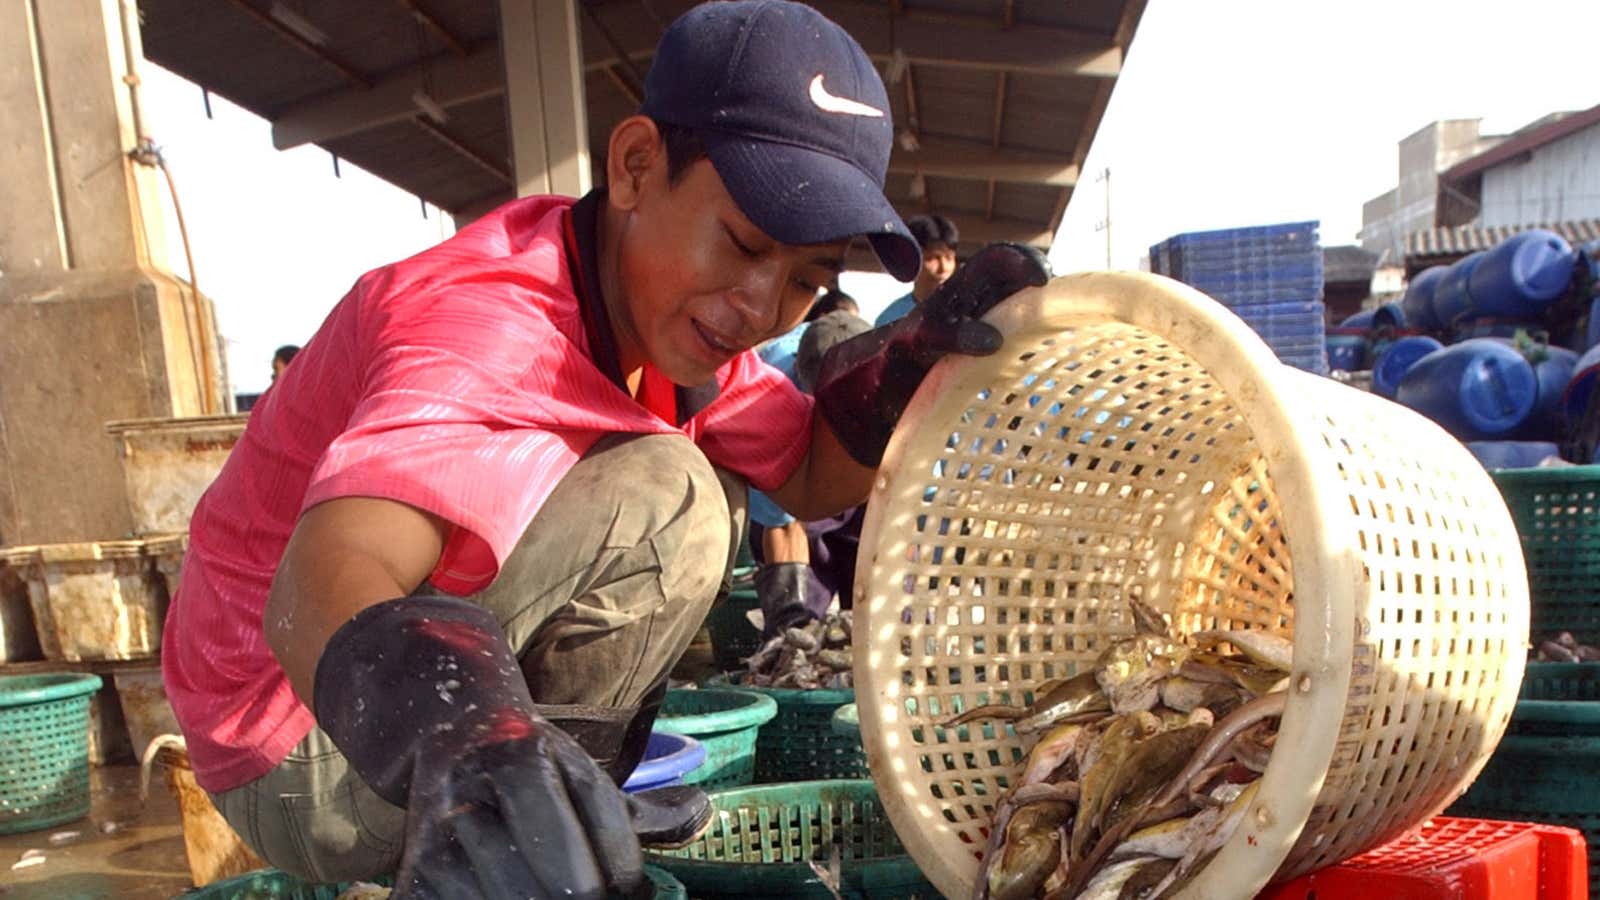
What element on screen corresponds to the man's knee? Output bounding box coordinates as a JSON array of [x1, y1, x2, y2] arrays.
[[602, 434, 734, 609]]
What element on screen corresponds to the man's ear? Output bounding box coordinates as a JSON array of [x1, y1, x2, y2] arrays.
[[608, 116, 663, 211]]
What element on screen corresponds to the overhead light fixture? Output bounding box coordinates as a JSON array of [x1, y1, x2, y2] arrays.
[[411, 90, 449, 125], [909, 172, 927, 200], [269, 2, 329, 47], [897, 129, 920, 153]]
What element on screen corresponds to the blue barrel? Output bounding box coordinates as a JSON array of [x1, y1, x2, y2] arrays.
[[1372, 335, 1444, 399], [1466, 229, 1577, 318], [1429, 251, 1486, 328], [1338, 308, 1377, 329], [1582, 238, 1600, 281], [1374, 302, 1407, 329], [1524, 346, 1581, 439], [1563, 343, 1600, 424], [623, 732, 707, 793], [1326, 328, 1369, 371], [1395, 338, 1538, 439], [1401, 265, 1448, 331], [1466, 441, 1560, 470]]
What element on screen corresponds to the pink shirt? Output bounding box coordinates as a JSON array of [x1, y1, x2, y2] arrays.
[[164, 195, 814, 792]]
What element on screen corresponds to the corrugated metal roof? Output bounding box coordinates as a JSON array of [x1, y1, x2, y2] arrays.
[[134, 0, 1147, 267], [1405, 219, 1600, 258]]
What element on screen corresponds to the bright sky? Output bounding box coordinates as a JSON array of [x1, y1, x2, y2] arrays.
[[140, 0, 1600, 394]]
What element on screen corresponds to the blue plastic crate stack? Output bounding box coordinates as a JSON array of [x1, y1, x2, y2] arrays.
[[1149, 220, 1328, 375]]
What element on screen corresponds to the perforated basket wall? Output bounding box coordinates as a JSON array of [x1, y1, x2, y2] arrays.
[[853, 273, 1529, 899]]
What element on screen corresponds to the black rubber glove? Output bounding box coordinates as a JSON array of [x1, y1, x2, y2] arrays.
[[755, 562, 814, 639], [815, 243, 1051, 467], [314, 596, 707, 900]]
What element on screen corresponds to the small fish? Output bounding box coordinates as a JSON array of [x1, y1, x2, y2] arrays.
[[986, 799, 1073, 900], [1095, 634, 1189, 714], [1016, 671, 1113, 733], [1150, 692, 1287, 810], [1021, 724, 1084, 786], [1070, 855, 1162, 900], [1141, 783, 1260, 898], [1191, 629, 1293, 672]]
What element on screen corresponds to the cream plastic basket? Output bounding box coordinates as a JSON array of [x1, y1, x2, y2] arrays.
[[853, 272, 1528, 898]]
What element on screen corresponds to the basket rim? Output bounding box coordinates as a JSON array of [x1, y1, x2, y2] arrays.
[[1512, 698, 1600, 726], [656, 688, 778, 736], [0, 673, 103, 708], [712, 672, 855, 705], [647, 779, 925, 886], [1491, 463, 1600, 486]]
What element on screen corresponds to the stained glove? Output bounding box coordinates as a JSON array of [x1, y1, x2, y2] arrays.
[[755, 562, 814, 639], [314, 595, 710, 900], [815, 243, 1051, 467]]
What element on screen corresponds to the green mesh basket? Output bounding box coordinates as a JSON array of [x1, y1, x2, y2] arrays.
[[708, 674, 866, 782], [1448, 662, 1600, 886], [704, 587, 763, 672], [182, 865, 685, 899], [654, 688, 777, 789], [1491, 466, 1600, 642], [0, 673, 102, 835], [647, 780, 932, 899]]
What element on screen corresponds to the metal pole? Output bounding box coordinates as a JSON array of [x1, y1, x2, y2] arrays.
[[1103, 167, 1112, 269]]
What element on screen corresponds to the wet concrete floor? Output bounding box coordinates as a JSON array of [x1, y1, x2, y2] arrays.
[[1, 765, 194, 900]]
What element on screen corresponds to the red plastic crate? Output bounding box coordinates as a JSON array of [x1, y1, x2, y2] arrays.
[[1260, 817, 1588, 900]]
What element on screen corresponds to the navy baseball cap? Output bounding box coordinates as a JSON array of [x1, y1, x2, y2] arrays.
[[641, 0, 921, 281]]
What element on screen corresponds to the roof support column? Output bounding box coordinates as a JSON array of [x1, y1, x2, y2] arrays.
[[498, 0, 591, 198]]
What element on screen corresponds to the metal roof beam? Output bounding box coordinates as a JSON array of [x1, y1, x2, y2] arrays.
[[893, 209, 1054, 248], [271, 41, 502, 149], [580, 1, 1122, 78], [889, 136, 1078, 187]]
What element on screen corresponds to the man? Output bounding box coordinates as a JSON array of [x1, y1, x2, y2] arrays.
[[162, 2, 1046, 898], [271, 344, 299, 381], [874, 214, 961, 326]]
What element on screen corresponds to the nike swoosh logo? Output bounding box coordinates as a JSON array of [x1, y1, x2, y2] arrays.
[[808, 74, 884, 118]]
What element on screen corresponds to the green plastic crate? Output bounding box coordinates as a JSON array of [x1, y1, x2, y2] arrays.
[[647, 780, 933, 899], [704, 588, 763, 672], [654, 688, 778, 789], [1491, 466, 1600, 642], [0, 672, 102, 835], [709, 674, 867, 782], [1447, 662, 1600, 886], [184, 864, 685, 899]]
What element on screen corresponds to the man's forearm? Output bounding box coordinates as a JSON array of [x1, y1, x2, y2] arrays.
[[766, 409, 876, 521]]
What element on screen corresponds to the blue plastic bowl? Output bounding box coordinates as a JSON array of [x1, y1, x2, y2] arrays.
[[623, 732, 707, 793]]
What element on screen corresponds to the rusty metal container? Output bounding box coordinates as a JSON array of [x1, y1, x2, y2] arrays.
[[17, 540, 166, 661], [104, 415, 248, 536]]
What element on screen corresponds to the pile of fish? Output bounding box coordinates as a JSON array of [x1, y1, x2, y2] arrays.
[[951, 600, 1292, 900], [744, 612, 854, 689], [1534, 631, 1600, 662]]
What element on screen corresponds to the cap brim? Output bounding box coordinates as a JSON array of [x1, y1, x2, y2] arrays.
[[702, 133, 921, 282]]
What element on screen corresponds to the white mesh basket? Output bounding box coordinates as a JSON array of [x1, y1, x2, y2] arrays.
[[852, 272, 1528, 898]]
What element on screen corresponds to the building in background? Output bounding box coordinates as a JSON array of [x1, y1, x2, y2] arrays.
[[1359, 103, 1600, 277], [1358, 119, 1503, 267]]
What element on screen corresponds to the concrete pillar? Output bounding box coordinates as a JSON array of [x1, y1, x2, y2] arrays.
[[499, 0, 592, 198], [0, 0, 223, 544]]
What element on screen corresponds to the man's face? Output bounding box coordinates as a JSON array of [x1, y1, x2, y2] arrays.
[[914, 241, 957, 299], [613, 158, 847, 386]]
